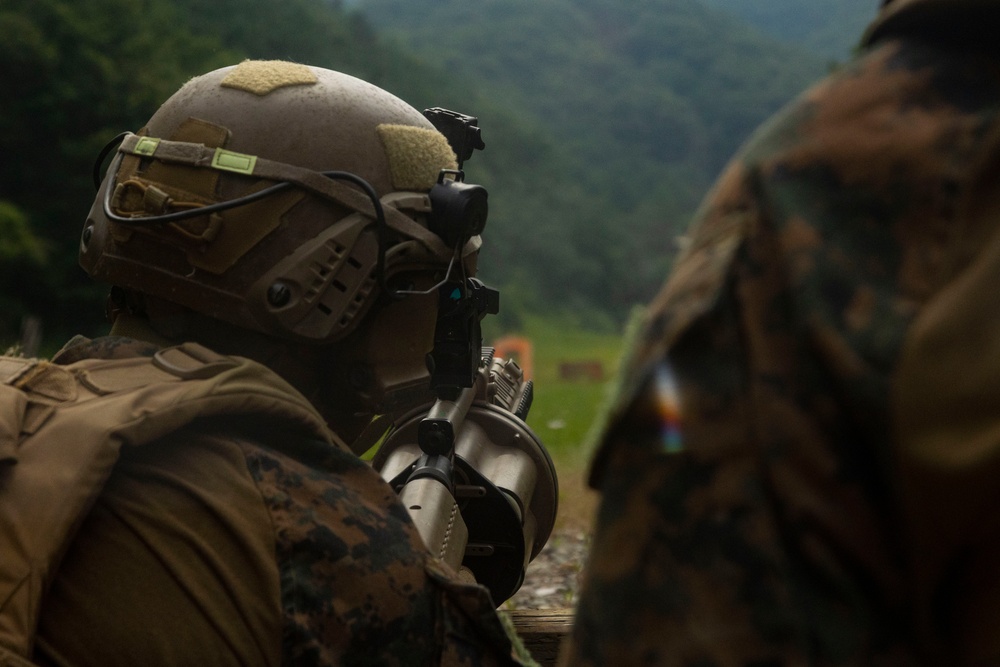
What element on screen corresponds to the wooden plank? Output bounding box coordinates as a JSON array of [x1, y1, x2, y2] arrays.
[[507, 609, 573, 667]]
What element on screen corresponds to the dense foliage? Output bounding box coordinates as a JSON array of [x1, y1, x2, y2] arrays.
[[360, 0, 827, 321], [1, 0, 841, 347], [698, 0, 878, 59]]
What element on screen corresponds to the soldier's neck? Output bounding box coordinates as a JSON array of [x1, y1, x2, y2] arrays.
[[109, 313, 177, 349]]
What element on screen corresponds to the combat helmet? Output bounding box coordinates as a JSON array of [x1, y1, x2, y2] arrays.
[[80, 60, 487, 344]]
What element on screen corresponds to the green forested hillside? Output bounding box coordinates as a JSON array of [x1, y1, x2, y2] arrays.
[[698, 0, 879, 59], [1, 0, 830, 348], [362, 0, 827, 177], [358, 0, 828, 321]]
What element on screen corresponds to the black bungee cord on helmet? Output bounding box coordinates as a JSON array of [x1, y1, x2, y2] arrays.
[[91, 132, 415, 299]]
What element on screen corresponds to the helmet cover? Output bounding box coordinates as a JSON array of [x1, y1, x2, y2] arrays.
[[80, 61, 471, 343]]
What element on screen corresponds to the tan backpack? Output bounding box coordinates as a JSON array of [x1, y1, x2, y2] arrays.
[[0, 343, 335, 665]]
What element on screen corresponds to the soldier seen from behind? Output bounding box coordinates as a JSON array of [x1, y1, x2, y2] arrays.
[[0, 61, 530, 666], [564, 0, 1000, 664]]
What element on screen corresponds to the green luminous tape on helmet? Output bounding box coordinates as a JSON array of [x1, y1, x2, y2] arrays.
[[212, 148, 258, 175], [133, 137, 161, 156]]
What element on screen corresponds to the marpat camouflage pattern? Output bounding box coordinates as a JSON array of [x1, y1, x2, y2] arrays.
[[565, 0, 1000, 664]]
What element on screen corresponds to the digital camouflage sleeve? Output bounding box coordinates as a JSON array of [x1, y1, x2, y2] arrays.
[[564, 1, 1000, 665]]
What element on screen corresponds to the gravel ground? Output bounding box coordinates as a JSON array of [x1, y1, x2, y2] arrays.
[[504, 528, 591, 610]]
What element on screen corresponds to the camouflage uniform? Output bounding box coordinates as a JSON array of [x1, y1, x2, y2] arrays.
[[23, 337, 521, 667], [564, 1, 1000, 664]]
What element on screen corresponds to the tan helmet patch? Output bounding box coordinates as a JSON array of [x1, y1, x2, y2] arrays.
[[220, 60, 318, 96], [377, 124, 458, 191]]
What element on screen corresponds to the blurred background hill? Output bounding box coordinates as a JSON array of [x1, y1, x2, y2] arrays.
[[699, 0, 875, 58], [0, 0, 878, 349]]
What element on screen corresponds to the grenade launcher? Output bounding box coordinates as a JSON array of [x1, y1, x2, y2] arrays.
[[372, 277, 557, 605]]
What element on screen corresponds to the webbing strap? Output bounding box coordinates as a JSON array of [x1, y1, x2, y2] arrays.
[[117, 134, 452, 257]]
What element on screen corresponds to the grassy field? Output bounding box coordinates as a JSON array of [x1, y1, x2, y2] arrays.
[[485, 313, 630, 531]]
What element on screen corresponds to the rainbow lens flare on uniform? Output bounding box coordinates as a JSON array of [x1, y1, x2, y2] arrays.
[[653, 362, 683, 453]]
